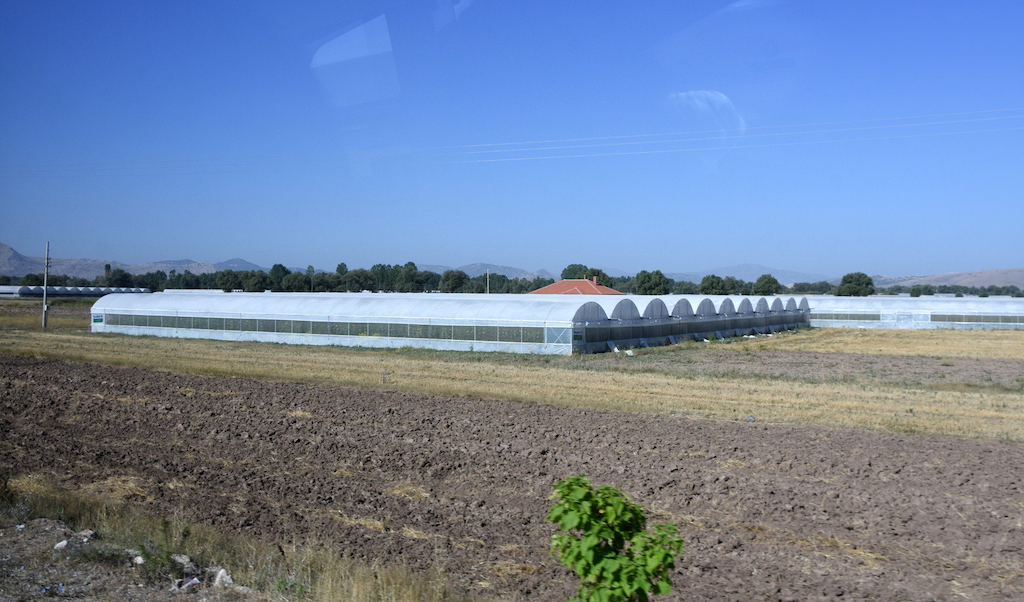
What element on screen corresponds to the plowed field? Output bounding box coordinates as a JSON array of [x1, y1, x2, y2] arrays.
[[3, 353, 1023, 601]]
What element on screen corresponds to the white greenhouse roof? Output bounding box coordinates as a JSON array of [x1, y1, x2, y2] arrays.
[[92, 291, 809, 325], [92, 292, 593, 325]]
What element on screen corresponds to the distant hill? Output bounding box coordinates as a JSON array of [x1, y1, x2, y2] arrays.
[[0, 243, 40, 277], [0, 243, 269, 279], [824, 268, 1024, 289], [664, 264, 831, 287], [216, 258, 270, 272], [420, 263, 555, 280], [884, 268, 1024, 289]]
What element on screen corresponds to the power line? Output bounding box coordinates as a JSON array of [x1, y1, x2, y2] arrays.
[[1, 107, 1021, 177], [439, 114, 1024, 156], [444, 125, 1024, 164], [420, 106, 1024, 150]]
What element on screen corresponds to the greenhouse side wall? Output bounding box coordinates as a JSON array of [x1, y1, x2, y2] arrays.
[[93, 311, 575, 355]]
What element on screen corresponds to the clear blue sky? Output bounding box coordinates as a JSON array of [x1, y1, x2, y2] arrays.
[[2, 1, 1022, 278]]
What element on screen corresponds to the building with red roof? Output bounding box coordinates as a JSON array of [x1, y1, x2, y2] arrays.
[[528, 277, 623, 295]]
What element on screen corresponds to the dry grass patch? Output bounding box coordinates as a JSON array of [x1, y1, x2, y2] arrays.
[[731, 327, 1024, 361], [488, 560, 538, 581], [7, 473, 59, 497], [811, 535, 890, 566], [0, 314, 89, 330], [79, 475, 154, 503], [386, 480, 430, 500], [327, 511, 389, 532], [400, 526, 439, 540]]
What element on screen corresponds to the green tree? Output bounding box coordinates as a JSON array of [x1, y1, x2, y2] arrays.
[[216, 270, 242, 292], [561, 264, 589, 280], [312, 272, 338, 292], [19, 273, 44, 286], [420, 270, 442, 292], [335, 262, 348, 277], [242, 271, 272, 292], [134, 270, 167, 291], [633, 270, 672, 295], [698, 274, 725, 295], [722, 276, 751, 295], [370, 263, 400, 291], [836, 272, 875, 296], [583, 268, 613, 287], [281, 271, 310, 292], [752, 274, 781, 295], [340, 269, 374, 292], [672, 280, 698, 294], [439, 269, 469, 293], [107, 268, 133, 287], [269, 264, 291, 290], [394, 262, 421, 292], [792, 281, 834, 294], [547, 475, 685, 602]]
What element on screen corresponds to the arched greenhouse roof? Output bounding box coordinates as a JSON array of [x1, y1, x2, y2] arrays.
[[92, 292, 603, 325], [92, 291, 811, 326]]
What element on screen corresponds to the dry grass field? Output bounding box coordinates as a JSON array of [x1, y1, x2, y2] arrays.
[[1, 299, 1022, 441]]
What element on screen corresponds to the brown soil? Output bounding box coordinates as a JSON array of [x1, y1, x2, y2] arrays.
[[2, 354, 1023, 601], [588, 346, 1024, 391]]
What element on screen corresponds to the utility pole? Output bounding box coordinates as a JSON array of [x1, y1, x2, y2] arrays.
[[486, 269, 490, 294], [41, 241, 50, 328]]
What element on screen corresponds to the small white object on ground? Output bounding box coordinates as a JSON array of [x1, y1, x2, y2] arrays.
[[53, 540, 68, 550], [213, 568, 234, 588]]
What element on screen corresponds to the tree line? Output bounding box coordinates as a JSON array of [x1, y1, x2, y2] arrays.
[[13, 262, 1013, 297], [560, 264, 785, 295], [2, 262, 555, 294]]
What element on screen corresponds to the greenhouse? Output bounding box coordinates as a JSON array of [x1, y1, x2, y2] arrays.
[[806, 295, 1024, 330], [0, 285, 151, 298], [90, 291, 810, 355]]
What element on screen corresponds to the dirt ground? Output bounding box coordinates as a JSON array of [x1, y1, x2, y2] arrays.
[[587, 345, 1024, 390], [2, 354, 1023, 601]]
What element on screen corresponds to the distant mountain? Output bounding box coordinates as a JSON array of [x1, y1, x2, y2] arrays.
[[419, 263, 555, 280], [0, 242, 126, 279], [458, 263, 556, 280], [871, 268, 1024, 289], [216, 258, 269, 272], [0, 242, 265, 279], [0, 243, 40, 277], [665, 264, 831, 287]]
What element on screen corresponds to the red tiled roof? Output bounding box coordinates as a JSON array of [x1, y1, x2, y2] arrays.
[[528, 278, 624, 295]]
